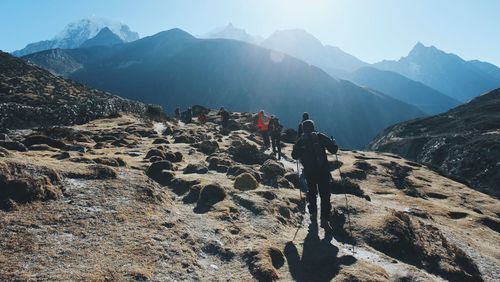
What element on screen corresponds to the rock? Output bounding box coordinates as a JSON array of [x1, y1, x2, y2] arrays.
[[182, 185, 202, 204], [284, 172, 299, 188], [146, 161, 174, 185], [171, 178, 201, 196], [153, 138, 169, 144], [228, 140, 272, 165], [207, 155, 233, 173], [183, 163, 209, 174], [145, 149, 165, 160], [0, 147, 10, 157], [0, 141, 28, 152], [23, 135, 67, 149], [29, 144, 54, 151], [0, 133, 11, 141], [93, 135, 118, 142], [234, 173, 259, 191], [162, 127, 174, 136], [174, 152, 183, 162], [260, 159, 286, 179], [196, 140, 219, 155], [331, 178, 371, 201], [111, 138, 130, 147], [53, 152, 70, 160], [89, 165, 117, 179], [149, 156, 163, 163], [227, 165, 261, 182], [277, 177, 293, 188], [196, 183, 226, 211], [363, 211, 482, 281], [93, 157, 126, 167], [174, 135, 197, 144]]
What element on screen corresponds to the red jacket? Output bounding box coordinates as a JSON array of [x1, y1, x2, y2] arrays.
[[256, 113, 269, 131]]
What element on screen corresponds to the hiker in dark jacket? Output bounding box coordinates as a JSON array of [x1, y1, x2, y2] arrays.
[[268, 115, 283, 159], [292, 119, 338, 230], [297, 112, 309, 138], [184, 107, 193, 123], [218, 107, 230, 129], [175, 107, 181, 120]]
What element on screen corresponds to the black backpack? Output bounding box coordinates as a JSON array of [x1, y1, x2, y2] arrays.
[[299, 133, 328, 170]]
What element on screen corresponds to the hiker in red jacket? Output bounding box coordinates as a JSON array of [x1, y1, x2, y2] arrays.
[[256, 110, 270, 148]]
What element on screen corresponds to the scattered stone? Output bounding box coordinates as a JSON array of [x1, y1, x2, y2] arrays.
[[146, 161, 174, 185], [234, 173, 259, 191], [331, 178, 371, 201], [183, 163, 209, 174], [284, 172, 299, 188], [93, 157, 126, 167], [170, 178, 201, 196], [195, 183, 226, 212], [202, 241, 235, 261], [207, 155, 233, 173], [182, 185, 202, 203], [145, 149, 165, 160], [54, 152, 71, 160], [29, 144, 54, 151], [227, 165, 261, 181], [0, 141, 28, 152], [228, 140, 271, 165], [196, 140, 219, 155], [152, 138, 169, 144], [23, 135, 67, 149], [260, 159, 286, 179], [174, 135, 197, 144]]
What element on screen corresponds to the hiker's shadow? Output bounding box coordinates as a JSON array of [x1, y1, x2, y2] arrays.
[[284, 223, 356, 282]]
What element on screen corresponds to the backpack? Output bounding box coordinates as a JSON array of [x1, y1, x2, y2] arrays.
[[299, 133, 328, 170]]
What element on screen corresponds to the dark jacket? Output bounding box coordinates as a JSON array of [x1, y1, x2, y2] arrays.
[[292, 132, 338, 174], [268, 118, 283, 137]]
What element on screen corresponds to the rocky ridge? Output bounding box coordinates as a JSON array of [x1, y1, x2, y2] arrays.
[[0, 110, 498, 281], [368, 88, 500, 198], [0, 51, 158, 130]]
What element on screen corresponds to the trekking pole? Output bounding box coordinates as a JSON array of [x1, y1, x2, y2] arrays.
[[335, 152, 355, 254], [292, 160, 305, 241]]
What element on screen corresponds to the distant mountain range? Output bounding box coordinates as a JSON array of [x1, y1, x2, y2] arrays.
[[202, 23, 263, 45], [374, 43, 500, 102], [368, 88, 500, 198], [23, 28, 424, 148], [12, 17, 139, 57]]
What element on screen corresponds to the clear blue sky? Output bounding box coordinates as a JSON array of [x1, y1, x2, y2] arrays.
[[1, 0, 499, 65]]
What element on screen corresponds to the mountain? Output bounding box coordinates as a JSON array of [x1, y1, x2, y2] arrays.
[[203, 23, 262, 45], [373, 42, 500, 102], [261, 29, 368, 77], [80, 27, 124, 48], [12, 17, 139, 56], [0, 108, 497, 281], [0, 51, 155, 129], [344, 66, 461, 114], [367, 88, 500, 197], [23, 28, 425, 148]]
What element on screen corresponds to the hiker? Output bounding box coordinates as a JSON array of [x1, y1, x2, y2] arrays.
[[197, 111, 207, 124], [297, 112, 309, 138], [174, 107, 181, 120], [268, 115, 283, 159], [256, 110, 270, 148], [292, 119, 338, 230], [184, 107, 193, 123], [218, 107, 230, 129]]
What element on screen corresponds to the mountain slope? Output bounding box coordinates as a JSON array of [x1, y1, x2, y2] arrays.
[[12, 17, 139, 57], [203, 23, 262, 45], [261, 29, 367, 76], [367, 88, 500, 197], [344, 67, 461, 114], [24, 29, 425, 148], [373, 43, 500, 102], [0, 110, 498, 281], [0, 51, 152, 129], [80, 27, 124, 48]]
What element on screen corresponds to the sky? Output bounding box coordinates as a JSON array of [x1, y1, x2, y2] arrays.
[[1, 0, 499, 65]]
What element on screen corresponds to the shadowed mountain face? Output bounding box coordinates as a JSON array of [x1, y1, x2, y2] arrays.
[[344, 67, 461, 115], [374, 43, 500, 102], [23, 28, 424, 148], [368, 88, 500, 197], [80, 27, 124, 48], [0, 51, 150, 129]]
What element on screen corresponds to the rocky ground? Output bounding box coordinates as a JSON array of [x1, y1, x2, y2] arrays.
[[0, 111, 499, 281], [367, 88, 500, 198]]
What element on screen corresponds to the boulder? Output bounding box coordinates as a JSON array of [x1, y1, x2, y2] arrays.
[[260, 159, 286, 179], [0, 141, 28, 152], [229, 140, 271, 165], [153, 138, 169, 144], [183, 163, 209, 174], [145, 149, 165, 160], [234, 173, 259, 191], [196, 140, 219, 155], [227, 165, 261, 182], [196, 183, 226, 211], [146, 161, 174, 185], [23, 135, 67, 149]]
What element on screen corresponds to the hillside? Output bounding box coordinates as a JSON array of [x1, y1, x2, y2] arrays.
[[368, 88, 500, 198], [0, 111, 498, 281], [374, 43, 500, 102], [0, 51, 154, 130], [344, 67, 461, 114], [23, 28, 424, 149]]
